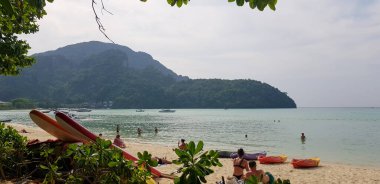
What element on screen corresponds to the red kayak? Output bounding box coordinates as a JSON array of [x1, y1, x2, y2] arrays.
[[291, 158, 320, 168], [258, 155, 287, 164]]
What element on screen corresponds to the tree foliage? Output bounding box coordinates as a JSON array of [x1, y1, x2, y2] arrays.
[[0, 0, 53, 75], [172, 141, 222, 184]]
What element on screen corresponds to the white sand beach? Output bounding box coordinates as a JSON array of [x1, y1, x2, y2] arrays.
[[5, 123, 380, 184]]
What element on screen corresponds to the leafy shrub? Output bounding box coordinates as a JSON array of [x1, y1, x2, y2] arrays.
[[172, 141, 222, 184], [38, 138, 152, 184], [0, 123, 29, 179]]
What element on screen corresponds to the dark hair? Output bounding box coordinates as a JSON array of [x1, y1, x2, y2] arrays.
[[237, 148, 245, 157], [181, 139, 185, 143], [116, 134, 120, 138], [249, 161, 257, 168]]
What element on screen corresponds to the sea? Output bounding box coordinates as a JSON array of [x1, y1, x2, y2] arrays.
[[1, 108, 379, 167]]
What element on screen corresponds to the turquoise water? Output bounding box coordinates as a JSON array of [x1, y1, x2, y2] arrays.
[[1, 108, 380, 167]]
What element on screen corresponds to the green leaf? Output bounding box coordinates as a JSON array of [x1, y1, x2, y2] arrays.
[[236, 0, 245, 6], [249, 0, 257, 9], [0, 0, 14, 15], [108, 161, 118, 167], [188, 141, 195, 155], [177, 0, 182, 7], [39, 165, 49, 170], [194, 141, 203, 155], [268, 0, 277, 10]]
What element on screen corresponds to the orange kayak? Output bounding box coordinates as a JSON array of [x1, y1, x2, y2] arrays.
[[258, 155, 287, 164], [291, 157, 320, 168]]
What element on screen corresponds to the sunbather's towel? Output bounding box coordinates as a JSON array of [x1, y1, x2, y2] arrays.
[[225, 177, 244, 184], [265, 172, 275, 184]]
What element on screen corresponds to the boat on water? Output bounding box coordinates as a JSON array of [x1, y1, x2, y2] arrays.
[[76, 108, 92, 112], [0, 119, 12, 123], [136, 109, 145, 112], [159, 109, 176, 113]]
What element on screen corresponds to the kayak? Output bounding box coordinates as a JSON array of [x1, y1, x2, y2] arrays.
[[217, 151, 234, 158], [258, 155, 287, 164], [230, 151, 267, 160], [217, 151, 267, 160], [291, 157, 320, 168]]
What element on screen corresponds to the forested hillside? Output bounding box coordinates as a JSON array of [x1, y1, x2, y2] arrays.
[[0, 41, 296, 108]]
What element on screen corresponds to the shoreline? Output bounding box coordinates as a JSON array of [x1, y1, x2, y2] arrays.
[[4, 122, 380, 184]]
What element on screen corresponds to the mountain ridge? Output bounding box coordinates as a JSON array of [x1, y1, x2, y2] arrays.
[[0, 41, 296, 109]]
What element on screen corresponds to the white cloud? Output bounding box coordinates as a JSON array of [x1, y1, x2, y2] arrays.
[[20, 0, 380, 107]]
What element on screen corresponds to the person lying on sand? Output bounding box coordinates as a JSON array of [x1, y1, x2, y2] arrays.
[[232, 148, 249, 180], [152, 156, 172, 165], [19, 129, 29, 133], [244, 161, 270, 184], [113, 134, 126, 148]]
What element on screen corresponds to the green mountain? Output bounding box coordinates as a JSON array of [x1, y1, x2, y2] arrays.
[[0, 41, 296, 108]]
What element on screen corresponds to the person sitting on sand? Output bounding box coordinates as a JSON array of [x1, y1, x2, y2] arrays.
[[152, 156, 172, 165], [113, 134, 126, 148], [178, 139, 187, 150], [244, 161, 270, 184], [232, 148, 249, 180]]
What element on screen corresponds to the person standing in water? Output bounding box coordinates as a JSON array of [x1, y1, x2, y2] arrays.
[[137, 128, 142, 136], [301, 133, 306, 144], [116, 124, 120, 135], [154, 127, 158, 134]]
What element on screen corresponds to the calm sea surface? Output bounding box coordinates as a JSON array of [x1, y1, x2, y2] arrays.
[[1, 108, 380, 167]]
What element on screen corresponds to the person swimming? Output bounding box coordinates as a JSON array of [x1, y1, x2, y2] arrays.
[[301, 133, 306, 144]]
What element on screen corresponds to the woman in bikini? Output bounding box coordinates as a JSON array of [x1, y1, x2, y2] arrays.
[[232, 148, 249, 180]]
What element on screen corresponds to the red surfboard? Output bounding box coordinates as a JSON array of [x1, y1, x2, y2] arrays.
[[55, 112, 162, 177], [29, 110, 79, 142]]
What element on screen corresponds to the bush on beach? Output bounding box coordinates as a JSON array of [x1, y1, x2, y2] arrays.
[[0, 123, 290, 183]]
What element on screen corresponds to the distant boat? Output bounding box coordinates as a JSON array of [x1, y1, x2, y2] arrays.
[[76, 108, 92, 112], [136, 109, 144, 112], [0, 119, 12, 123], [159, 109, 176, 113]]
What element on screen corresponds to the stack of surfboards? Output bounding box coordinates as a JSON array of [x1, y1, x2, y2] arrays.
[[29, 110, 162, 183]]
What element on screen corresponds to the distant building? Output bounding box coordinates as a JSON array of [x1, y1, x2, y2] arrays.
[[0, 100, 9, 105]]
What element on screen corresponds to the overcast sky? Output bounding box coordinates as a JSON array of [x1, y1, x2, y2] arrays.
[[22, 0, 380, 107]]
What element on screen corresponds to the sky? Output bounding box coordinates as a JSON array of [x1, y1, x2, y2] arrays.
[[21, 0, 380, 107]]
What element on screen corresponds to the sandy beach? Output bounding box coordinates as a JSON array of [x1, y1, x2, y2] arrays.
[[5, 123, 380, 184]]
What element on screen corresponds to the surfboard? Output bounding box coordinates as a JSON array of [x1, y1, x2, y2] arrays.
[[55, 112, 163, 178], [29, 110, 79, 142]]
